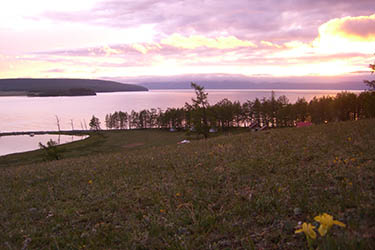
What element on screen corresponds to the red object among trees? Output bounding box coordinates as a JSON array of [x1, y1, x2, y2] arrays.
[[296, 121, 312, 127]]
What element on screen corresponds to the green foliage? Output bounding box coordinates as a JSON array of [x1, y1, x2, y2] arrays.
[[38, 139, 60, 160]]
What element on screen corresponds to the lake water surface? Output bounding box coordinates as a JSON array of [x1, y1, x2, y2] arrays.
[[0, 134, 88, 156], [0, 89, 361, 132]]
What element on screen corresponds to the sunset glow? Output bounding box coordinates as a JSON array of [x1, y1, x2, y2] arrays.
[[1, 0, 374, 79]]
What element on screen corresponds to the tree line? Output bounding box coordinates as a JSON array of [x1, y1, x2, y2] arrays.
[[89, 83, 375, 137]]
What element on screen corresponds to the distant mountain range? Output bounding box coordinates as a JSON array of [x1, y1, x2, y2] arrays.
[[139, 81, 368, 90], [110, 73, 373, 90], [0, 78, 148, 96]]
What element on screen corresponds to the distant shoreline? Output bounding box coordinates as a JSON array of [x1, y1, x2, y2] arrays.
[[0, 78, 148, 96], [0, 90, 136, 97], [0, 130, 89, 136], [0, 88, 365, 97], [0, 91, 96, 97], [0, 91, 28, 96]]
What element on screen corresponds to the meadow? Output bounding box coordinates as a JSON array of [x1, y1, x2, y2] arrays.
[[0, 130, 187, 168], [0, 119, 374, 249]]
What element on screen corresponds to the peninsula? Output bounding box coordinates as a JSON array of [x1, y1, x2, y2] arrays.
[[0, 78, 148, 97]]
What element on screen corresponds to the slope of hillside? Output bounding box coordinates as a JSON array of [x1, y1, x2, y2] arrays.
[[0, 120, 374, 249], [0, 78, 148, 96]]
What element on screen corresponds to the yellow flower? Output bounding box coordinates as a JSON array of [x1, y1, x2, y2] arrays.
[[88, 180, 93, 184], [295, 222, 317, 239], [160, 209, 166, 213], [175, 192, 181, 197], [348, 137, 352, 141], [314, 213, 346, 236]]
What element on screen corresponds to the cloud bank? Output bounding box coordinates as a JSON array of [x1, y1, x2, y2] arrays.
[[0, 0, 374, 79]]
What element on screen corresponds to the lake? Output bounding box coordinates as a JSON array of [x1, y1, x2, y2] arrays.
[[0, 134, 88, 156], [0, 89, 361, 133]]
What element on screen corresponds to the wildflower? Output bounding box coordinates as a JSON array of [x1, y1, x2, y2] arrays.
[[175, 192, 181, 197], [160, 209, 166, 213], [314, 213, 346, 236], [348, 137, 352, 141], [295, 222, 317, 239], [88, 180, 93, 184]]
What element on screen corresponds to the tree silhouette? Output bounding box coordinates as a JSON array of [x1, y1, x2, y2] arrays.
[[364, 58, 375, 90], [89, 115, 101, 130], [39, 139, 60, 160], [98, 87, 375, 134], [186, 82, 209, 138]]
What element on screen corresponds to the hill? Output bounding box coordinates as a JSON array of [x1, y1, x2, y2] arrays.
[[0, 78, 148, 96], [0, 120, 374, 249]]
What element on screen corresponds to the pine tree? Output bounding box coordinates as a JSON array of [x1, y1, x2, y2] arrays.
[[89, 115, 101, 130], [186, 82, 209, 138]]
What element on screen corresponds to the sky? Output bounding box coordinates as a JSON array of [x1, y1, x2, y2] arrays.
[[1, 0, 375, 80]]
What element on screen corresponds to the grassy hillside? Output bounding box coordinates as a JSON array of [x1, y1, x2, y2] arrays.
[[0, 120, 374, 249], [0, 130, 187, 167]]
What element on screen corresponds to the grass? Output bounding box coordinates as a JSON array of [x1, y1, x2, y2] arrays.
[[0, 120, 374, 249], [0, 129, 187, 168]]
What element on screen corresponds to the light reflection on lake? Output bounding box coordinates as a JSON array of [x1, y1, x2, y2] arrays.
[[0, 89, 362, 132], [0, 134, 88, 156]]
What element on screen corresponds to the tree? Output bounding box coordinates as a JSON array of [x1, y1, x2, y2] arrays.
[[39, 139, 60, 160], [105, 114, 112, 129], [364, 58, 375, 90], [139, 110, 148, 128], [293, 97, 308, 122], [275, 95, 291, 127], [118, 111, 128, 129], [55, 115, 61, 132], [89, 115, 101, 130], [148, 108, 158, 128], [358, 91, 375, 118], [129, 110, 139, 129], [308, 96, 335, 123], [186, 82, 209, 138], [214, 98, 235, 129], [334, 92, 358, 121], [252, 98, 262, 125]]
